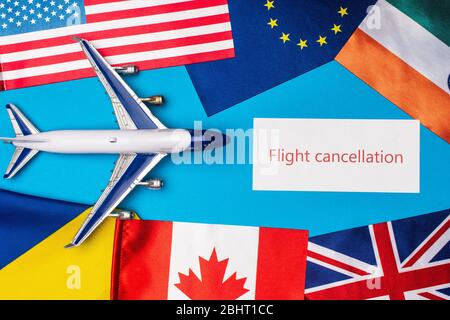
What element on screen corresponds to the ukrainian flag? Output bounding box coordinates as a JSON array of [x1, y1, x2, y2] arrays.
[[0, 189, 115, 299]]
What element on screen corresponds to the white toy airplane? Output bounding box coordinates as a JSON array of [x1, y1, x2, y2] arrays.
[[0, 38, 228, 248]]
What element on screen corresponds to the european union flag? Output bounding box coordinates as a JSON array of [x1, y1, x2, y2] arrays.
[[186, 0, 377, 115]]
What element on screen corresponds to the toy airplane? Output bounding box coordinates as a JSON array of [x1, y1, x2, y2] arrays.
[[0, 38, 228, 248]]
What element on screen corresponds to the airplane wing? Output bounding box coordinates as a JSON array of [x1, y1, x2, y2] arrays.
[[66, 153, 167, 247], [76, 37, 166, 130], [65, 38, 168, 247]]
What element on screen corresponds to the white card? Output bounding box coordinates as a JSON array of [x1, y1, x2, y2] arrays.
[[253, 118, 420, 193]]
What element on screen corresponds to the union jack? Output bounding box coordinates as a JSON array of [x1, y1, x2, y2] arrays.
[[305, 209, 450, 300]]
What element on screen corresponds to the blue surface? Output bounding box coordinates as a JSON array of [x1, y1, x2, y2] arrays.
[[0, 61, 449, 237]]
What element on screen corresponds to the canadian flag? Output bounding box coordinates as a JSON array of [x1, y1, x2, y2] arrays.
[[111, 220, 308, 300]]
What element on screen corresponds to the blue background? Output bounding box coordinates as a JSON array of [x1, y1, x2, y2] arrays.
[[1, 61, 449, 236]]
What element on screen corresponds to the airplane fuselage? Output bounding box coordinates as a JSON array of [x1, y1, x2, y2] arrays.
[[12, 129, 194, 154]]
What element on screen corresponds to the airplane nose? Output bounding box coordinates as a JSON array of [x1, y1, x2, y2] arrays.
[[188, 130, 229, 150]]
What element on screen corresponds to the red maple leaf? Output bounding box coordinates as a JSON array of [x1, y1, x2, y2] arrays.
[[175, 248, 249, 300]]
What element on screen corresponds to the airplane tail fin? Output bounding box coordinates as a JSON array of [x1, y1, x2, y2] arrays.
[[3, 147, 39, 179], [3, 104, 40, 179], [6, 103, 40, 137]]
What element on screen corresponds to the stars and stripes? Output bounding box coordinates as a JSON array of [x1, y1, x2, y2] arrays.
[[305, 210, 450, 300], [0, 0, 85, 35], [0, 0, 235, 90]]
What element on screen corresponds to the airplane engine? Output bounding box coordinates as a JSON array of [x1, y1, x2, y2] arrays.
[[140, 95, 164, 105], [139, 179, 164, 190], [109, 210, 134, 220], [113, 65, 139, 75]]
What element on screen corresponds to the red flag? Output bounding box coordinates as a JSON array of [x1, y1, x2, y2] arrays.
[[111, 220, 308, 300]]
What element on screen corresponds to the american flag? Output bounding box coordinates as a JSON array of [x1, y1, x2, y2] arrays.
[[0, 0, 234, 90], [305, 210, 450, 300]]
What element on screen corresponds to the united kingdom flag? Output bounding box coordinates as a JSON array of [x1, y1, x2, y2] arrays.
[[305, 209, 450, 300]]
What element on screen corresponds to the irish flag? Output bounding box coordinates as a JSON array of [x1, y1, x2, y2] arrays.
[[111, 220, 308, 300], [337, 0, 450, 143]]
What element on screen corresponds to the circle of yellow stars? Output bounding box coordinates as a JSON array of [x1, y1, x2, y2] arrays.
[[263, 0, 349, 50]]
